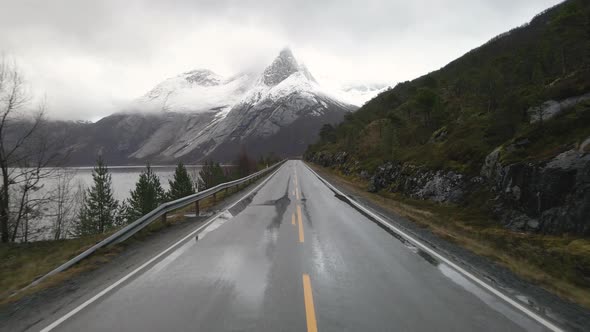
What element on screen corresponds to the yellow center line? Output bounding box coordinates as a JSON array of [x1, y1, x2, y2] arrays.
[[297, 204, 304, 243], [296, 187, 300, 200], [292, 212, 296, 225], [302, 274, 318, 332]]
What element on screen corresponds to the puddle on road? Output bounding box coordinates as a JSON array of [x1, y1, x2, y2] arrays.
[[437, 264, 541, 331], [506, 288, 557, 324], [330, 187, 439, 267], [228, 192, 255, 216], [264, 194, 291, 230], [197, 173, 282, 241], [415, 248, 439, 266], [255, 178, 291, 231], [198, 210, 234, 240], [198, 189, 262, 241]]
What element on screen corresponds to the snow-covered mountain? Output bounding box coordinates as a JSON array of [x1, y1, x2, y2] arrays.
[[51, 48, 358, 164], [133, 69, 256, 115], [331, 83, 390, 107]]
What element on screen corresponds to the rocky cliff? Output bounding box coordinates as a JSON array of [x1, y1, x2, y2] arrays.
[[308, 136, 590, 236], [308, 90, 590, 236]]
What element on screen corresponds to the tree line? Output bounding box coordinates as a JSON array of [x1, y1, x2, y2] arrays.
[[307, 0, 590, 175], [70, 149, 278, 238]]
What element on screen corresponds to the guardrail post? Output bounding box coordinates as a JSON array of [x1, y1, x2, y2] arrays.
[[213, 192, 216, 203], [195, 200, 200, 216], [161, 212, 168, 224]]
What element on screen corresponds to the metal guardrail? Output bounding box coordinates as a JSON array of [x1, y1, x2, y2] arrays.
[[29, 160, 285, 287]]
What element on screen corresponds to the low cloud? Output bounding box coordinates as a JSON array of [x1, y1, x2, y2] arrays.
[[0, 0, 562, 120]]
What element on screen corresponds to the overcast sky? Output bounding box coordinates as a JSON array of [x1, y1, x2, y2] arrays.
[[0, 0, 562, 121]]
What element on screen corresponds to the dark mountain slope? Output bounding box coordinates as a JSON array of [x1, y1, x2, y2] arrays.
[[306, 0, 590, 235]]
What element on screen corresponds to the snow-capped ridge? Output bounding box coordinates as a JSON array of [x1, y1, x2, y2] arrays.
[[183, 69, 222, 86], [260, 48, 316, 87], [134, 48, 328, 117], [127, 48, 358, 160], [59, 48, 359, 165]]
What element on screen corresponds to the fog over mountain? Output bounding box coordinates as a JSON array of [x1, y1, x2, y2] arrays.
[[37, 48, 356, 164], [0, 0, 561, 120]]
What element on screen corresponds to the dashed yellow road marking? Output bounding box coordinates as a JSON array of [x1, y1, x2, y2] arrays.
[[297, 205, 304, 243], [292, 212, 296, 225], [302, 274, 318, 332], [296, 187, 300, 200]]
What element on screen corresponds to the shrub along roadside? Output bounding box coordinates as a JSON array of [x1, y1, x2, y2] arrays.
[[308, 162, 590, 310]]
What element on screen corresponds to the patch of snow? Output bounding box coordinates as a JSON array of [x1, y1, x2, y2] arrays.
[[131, 71, 256, 115]]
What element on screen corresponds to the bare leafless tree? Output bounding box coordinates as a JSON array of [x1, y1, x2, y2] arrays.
[[0, 56, 62, 242], [50, 170, 79, 240], [188, 165, 202, 192]]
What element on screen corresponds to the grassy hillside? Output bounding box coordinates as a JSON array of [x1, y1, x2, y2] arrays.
[[307, 0, 590, 176]]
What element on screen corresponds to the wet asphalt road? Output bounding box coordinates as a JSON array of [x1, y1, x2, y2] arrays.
[[46, 160, 554, 332]]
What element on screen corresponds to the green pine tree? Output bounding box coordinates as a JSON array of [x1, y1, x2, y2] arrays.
[[198, 160, 226, 190], [167, 162, 195, 200], [126, 164, 166, 221], [74, 156, 119, 236]]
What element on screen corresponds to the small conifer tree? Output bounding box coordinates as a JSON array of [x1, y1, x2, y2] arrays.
[[167, 162, 195, 200], [74, 157, 118, 235], [126, 164, 166, 221]]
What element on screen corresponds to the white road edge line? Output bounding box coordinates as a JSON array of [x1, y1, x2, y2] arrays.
[[40, 163, 285, 332], [303, 162, 563, 332]]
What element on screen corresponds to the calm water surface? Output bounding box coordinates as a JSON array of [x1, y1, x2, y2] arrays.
[[67, 165, 205, 200], [20, 165, 214, 241]]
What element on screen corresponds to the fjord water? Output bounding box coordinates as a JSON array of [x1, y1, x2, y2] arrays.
[[60, 165, 204, 201], [22, 165, 209, 241]]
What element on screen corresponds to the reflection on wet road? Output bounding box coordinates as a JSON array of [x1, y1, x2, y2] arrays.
[[47, 160, 556, 332]]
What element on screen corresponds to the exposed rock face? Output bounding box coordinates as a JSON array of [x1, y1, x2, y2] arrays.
[[485, 148, 590, 234], [527, 93, 590, 123], [367, 162, 470, 203], [260, 48, 315, 86], [307, 138, 590, 235], [309, 152, 472, 204]]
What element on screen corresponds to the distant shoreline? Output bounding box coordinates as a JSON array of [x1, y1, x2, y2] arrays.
[[52, 164, 238, 170]]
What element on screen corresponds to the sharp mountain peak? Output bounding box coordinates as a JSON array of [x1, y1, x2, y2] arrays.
[[261, 48, 316, 86]]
